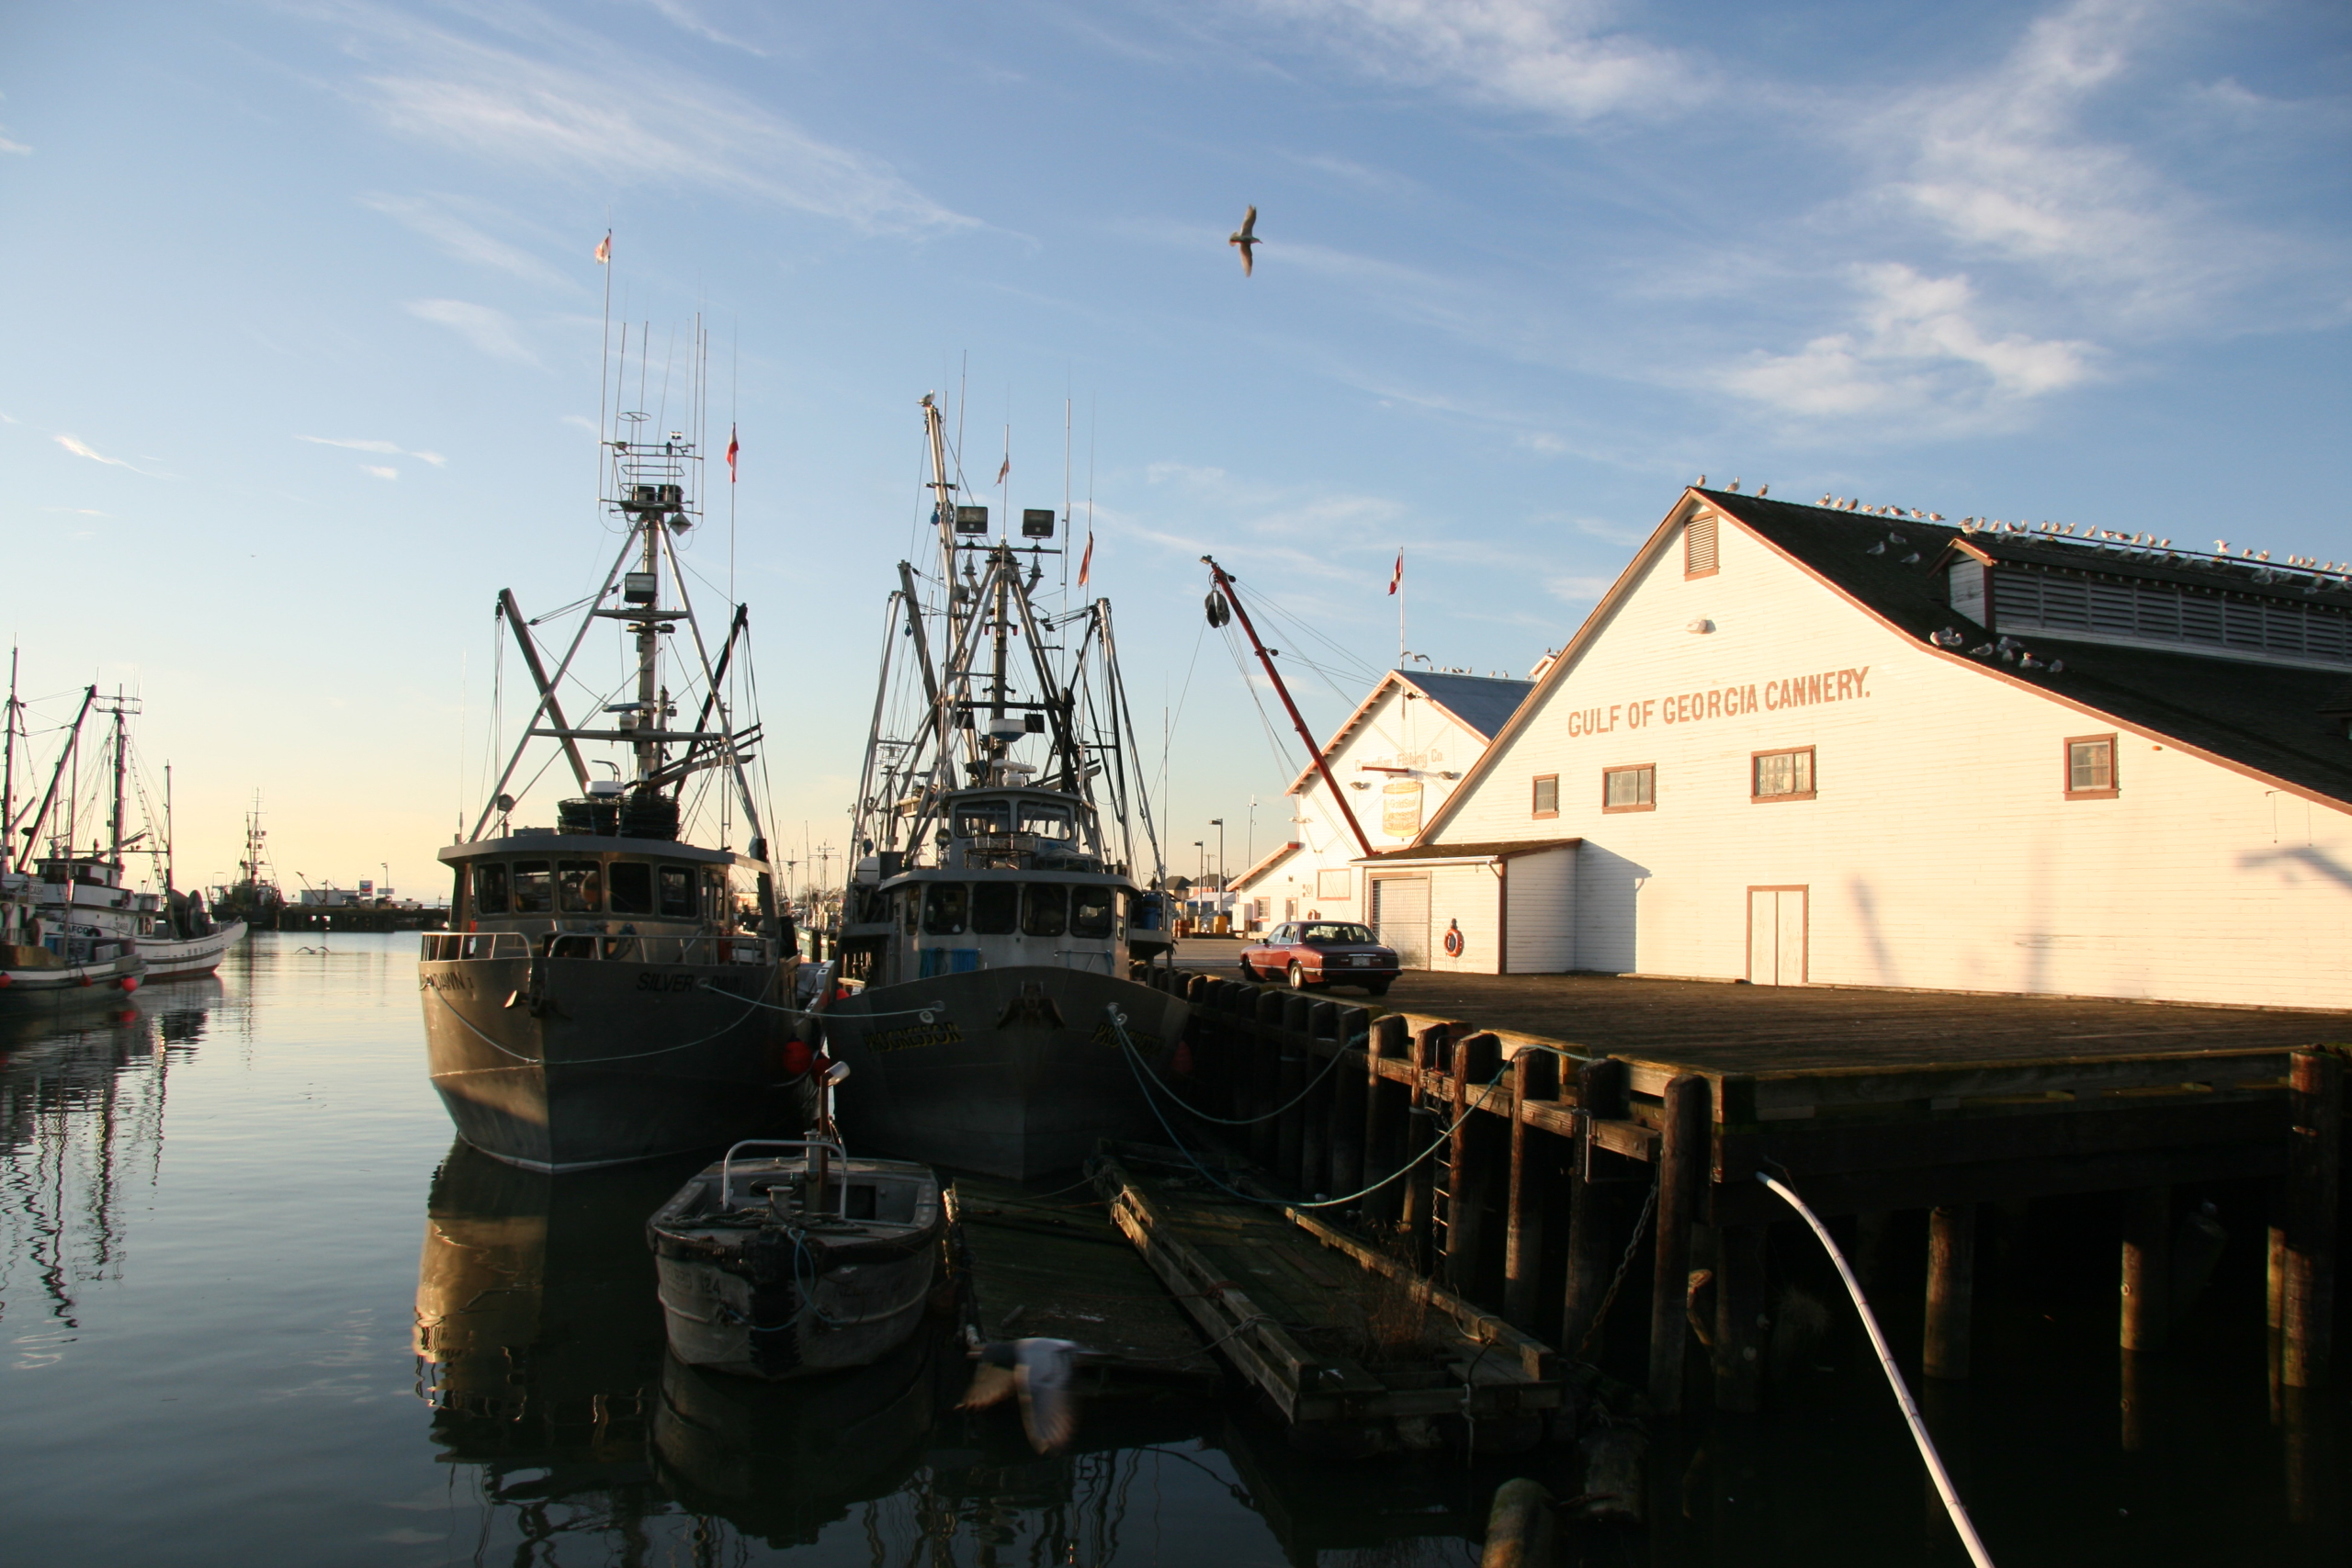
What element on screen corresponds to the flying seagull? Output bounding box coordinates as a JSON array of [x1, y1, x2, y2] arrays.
[[1229, 206, 1260, 276], [960, 1337, 1084, 1453]]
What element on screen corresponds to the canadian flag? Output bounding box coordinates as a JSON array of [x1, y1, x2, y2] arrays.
[[1079, 531, 1094, 587], [726, 424, 739, 482], [996, 453, 1011, 485], [594, 231, 611, 265], [1387, 549, 1403, 595]]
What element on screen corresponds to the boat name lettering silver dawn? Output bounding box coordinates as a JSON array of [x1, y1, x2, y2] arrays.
[[635, 972, 701, 993], [1561, 666, 1871, 737], [865, 1021, 968, 1055]]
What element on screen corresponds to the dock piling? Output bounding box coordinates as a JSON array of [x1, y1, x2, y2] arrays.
[[1478, 1478, 1556, 1568], [1363, 1015, 1409, 1232], [1561, 1055, 1627, 1359], [1276, 996, 1312, 1187], [1329, 1006, 1370, 1201], [1250, 989, 1284, 1166], [1503, 1046, 1560, 1329], [2281, 1046, 2342, 1390], [1445, 1032, 1505, 1303], [1713, 1222, 1768, 1412], [1648, 1073, 1710, 1416], [2120, 1186, 2171, 1353], [1924, 1204, 1976, 1381], [1302, 1000, 1339, 1194], [1406, 1023, 1450, 1276]]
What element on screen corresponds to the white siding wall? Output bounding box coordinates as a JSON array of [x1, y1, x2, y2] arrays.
[[1239, 682, 1500, 922], [1435, 503, 2352, 1009], [1505, 848, 1577, 973], [1425, 863, 1502, 974]]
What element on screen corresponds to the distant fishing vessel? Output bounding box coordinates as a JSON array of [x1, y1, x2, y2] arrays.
[[821, 393, 1187, 1180], [417, 345, 801, 1174], [0, 669, 243, 1006]]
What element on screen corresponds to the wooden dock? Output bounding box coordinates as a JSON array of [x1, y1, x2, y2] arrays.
[[944, 1175, 1219, 1383], [1134, 961, 2348, 1428]]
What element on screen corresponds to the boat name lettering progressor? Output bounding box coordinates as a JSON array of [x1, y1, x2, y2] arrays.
[[1560, 667, 1871, 737], [418, 970, 475, 993], [865, 1021, 968, 1055], [1088, 1021, 1163, 1055]]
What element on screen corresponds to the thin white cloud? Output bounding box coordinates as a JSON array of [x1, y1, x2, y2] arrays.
[[41, 507, 109, 517], [635, 0, 767, 55], [405, 299, 538, 364], [323, 2, 970, 237], [360, 193, 573, 288], [299, 434, 449, 466], [54, 434, 133, 468], [1229, 0, 1690, 123], [1719, 264, 2098, 430], [363, 465, 400, 479], [0, 138, 28, 156]]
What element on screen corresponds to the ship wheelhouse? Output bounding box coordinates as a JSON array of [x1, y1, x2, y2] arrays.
[[435, 829, 783, 968]]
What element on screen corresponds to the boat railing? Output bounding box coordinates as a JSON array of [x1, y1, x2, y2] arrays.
[[418, 931, 530, 962], [718, 1138, 849, 1215]]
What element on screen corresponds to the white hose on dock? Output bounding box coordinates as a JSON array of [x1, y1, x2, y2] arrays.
[[1757, 1173, 1997, 1568]]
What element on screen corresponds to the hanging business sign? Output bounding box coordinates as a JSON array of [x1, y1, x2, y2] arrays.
[[1381, 780, 1423, 839]]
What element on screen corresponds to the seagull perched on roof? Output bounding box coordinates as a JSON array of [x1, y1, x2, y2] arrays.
[[1229, 206, 1261, 276]]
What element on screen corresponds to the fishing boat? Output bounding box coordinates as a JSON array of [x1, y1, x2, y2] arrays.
[[820, 393, 1188, 1180], [0, 673, 243, 1006], [649, 1137, 947, 1380], [417, 357, 802, 1174]]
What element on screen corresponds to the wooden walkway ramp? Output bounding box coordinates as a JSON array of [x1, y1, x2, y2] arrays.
[[945, 1175, 1219, 1384], [1091, 1147, 1560, 1456]]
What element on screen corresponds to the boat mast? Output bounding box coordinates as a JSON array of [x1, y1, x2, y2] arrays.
[[634, 513, 662, 785], [108, 692, 129, 871], [0, 646, 17, 881], [18, 685, 96, 868], [164, 763, 174, 895]]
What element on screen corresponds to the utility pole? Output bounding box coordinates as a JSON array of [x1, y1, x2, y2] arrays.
[[1210, 818, 1224, 886]]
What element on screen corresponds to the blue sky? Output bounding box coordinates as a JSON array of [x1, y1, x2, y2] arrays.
[[3, 0, 2345, 895]]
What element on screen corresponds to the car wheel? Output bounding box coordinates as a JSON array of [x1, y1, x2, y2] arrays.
[[1287, 962, 1309, 990], [1365, 980, 1392, 997]]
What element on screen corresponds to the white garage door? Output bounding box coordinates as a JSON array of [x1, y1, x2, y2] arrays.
[[1374, 877, 1430, 968], [1747, 886, 1808, 985]]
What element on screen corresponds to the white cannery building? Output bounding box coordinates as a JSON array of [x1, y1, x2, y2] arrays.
[[1363, 486, 2352, 1010], [1230, 669, 1533, 940]]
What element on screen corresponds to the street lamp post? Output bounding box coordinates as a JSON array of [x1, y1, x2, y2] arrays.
[[1209, 818, 1224, 887], [1193, 840, 1204, 883]]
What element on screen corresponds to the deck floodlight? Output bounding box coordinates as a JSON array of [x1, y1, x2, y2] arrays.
[[955, 504, 989, 535], [1022, 508, 1056, 539], [624, 571, 659, 603], [1024, 711, 1046, 733]]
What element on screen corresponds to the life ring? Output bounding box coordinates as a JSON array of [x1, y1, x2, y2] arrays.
[[1442, 920, 1464, 957]]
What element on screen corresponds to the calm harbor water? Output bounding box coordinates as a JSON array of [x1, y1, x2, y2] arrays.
[[0, 931, 2342, 1565]]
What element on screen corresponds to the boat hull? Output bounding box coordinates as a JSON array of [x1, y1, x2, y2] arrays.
[[135, 919, 246, 980], [0, 951, 145, 1011], [822, 965, 1189, 1180], [418, 953, 808, 1173]]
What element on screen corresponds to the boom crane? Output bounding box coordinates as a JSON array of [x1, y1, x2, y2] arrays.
[[1200, 557, 1375, 861]]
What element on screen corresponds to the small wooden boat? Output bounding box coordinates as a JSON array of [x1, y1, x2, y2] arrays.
[[649, 1139, 945, 1380]]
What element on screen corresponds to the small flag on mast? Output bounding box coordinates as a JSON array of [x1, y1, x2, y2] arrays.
[[996, 453, 1010, 485], [1079, 530, 1094, 587], [1388, 549, 1403, 595], [594, 231, 611, 265], [726, 424, 739, 482]]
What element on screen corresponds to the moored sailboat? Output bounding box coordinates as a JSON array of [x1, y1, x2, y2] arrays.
[[820, 394, 1187, 1180]]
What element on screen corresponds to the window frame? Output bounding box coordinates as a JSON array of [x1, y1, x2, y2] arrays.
[[1601, 763, 1657, 814], [1532, 773, 1560, 819], [2064, 733, 2120, 800], [1750, 747, 1817, 803]]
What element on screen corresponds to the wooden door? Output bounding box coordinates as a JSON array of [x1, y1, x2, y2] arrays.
[[1746, 886, 1807, 985]]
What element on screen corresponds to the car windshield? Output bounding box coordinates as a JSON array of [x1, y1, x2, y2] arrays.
[[1303, 923, 1375, 944]]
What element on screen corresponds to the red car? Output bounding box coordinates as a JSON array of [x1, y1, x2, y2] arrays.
[[1239, 921, 1399, 995]]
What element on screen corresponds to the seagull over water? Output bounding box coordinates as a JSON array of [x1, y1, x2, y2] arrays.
[[1229, 206, 1260, 276], [961, 1337, 1084, 1453]]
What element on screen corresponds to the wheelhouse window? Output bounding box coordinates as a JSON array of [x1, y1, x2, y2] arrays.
[[657, 865, 695, 918], [1602, 765, 1656, 812], [473, 863, 510, 916], [701, 869, 728, 922], [1017, 801, 1076, 840], [558, 860, 603, 913], [607, 861, 652, 916], [1752, 748, 1816, 802], [1532, 774, 1559, 818], [955, 800, 1012, 838], [1070, 886, 1114, 938], [1022, 883, 1069, 938], [972, 881, 1019, 934], [2066, 735, 2119, 799], [511, 861, 553, 914], [923, 883, 969, 935]]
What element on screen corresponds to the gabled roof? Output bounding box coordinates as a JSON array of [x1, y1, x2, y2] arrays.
[[1229, 840, 1304, 892], [1284, 669, 1537, 796], [1413, 489, 2352, 843], [1354, 838, 1580, 864]]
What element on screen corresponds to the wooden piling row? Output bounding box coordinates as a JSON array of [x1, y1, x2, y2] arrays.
[[1141, 964, 2347, 1420]]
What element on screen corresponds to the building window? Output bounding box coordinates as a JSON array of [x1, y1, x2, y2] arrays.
[[1602, 765, 1656, 812], [1685, 514, 1719, 579], [2065, 735, 2119, 798], [1752, 748, 1815, 801], [1532, 774, 1559, 818]]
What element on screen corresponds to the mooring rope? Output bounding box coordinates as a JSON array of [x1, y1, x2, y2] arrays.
[[424, 971, 778, 1070], [1572, 1168, 1659, 1362], [1106, 1006, 1506, 1212], [1758, 1171, 1997, 1568], [1120, 1024, 1368, 1126], [698, 981, 948, 1023]]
